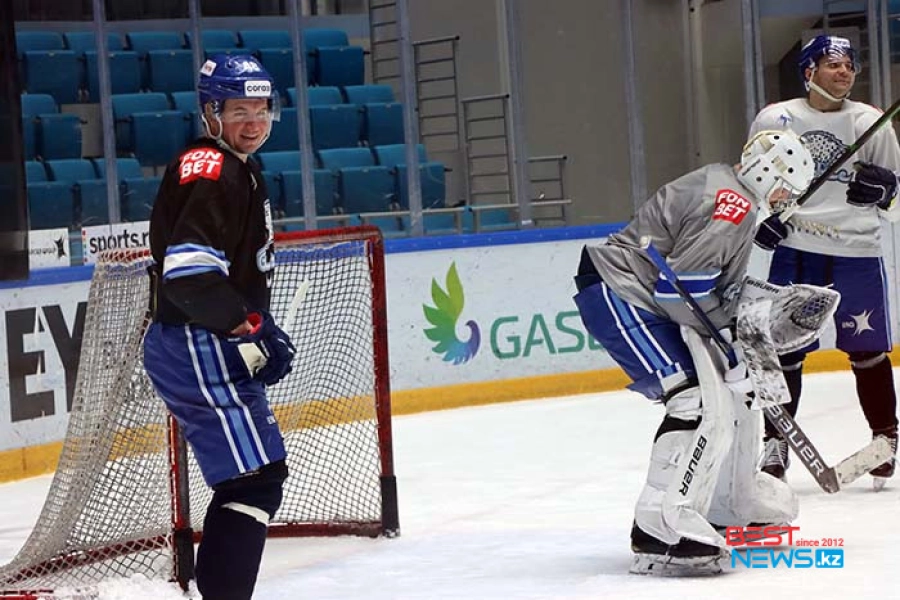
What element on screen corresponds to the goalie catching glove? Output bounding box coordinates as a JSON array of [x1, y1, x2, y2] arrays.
[[235, 311, 296, 386]]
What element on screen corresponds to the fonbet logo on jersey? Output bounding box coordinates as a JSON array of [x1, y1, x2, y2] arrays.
[[712, 189, 751, 225], [726, 526, 844, 569]]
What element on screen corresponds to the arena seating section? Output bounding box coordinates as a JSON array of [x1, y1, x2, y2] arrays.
[[16, 28, 466, 236]]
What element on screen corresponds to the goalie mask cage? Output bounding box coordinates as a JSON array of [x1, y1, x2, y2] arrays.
[[0, 225, 398, 599]]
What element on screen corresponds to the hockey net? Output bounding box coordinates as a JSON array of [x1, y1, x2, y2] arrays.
[[0, 225, 397, 598]]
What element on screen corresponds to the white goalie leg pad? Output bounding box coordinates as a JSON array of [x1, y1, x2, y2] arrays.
[[707, 400, 799, 528], [634, 327, 735, 549]]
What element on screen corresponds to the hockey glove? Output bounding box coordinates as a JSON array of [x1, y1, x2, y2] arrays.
[[847, 161, 898, 210], [236, 311, 296, 386], [753, 214, 788, 252]]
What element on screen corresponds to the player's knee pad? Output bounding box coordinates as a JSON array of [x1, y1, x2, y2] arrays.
[[212, 459, 288, 523], [849, 351, 887, 370]]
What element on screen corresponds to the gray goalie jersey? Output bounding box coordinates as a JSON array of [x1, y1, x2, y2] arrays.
[[750, 98, 900, 257], [583, 163, 759, 333]]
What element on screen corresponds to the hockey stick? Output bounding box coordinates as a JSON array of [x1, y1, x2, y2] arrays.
[[642, 239, 891, 493], [282, 279, 310, 334], [779, 96, 900, 222], [238, 280, 309, 376]]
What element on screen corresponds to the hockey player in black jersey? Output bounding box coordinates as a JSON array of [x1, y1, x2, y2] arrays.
[[143, 54, 294, 600]]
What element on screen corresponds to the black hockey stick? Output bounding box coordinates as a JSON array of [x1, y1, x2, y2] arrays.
[[780, 96, 900, 221], [642, 239, 891, 493]]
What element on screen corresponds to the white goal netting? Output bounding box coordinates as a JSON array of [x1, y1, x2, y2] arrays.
[[0, 226, 396, 597]]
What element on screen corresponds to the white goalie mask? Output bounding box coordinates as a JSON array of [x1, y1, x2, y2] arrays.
[[737, 130, 815, 210]]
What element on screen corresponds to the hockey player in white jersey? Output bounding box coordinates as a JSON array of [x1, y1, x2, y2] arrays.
[[574, 130, 815, 575], [750, 35, 900, 487]]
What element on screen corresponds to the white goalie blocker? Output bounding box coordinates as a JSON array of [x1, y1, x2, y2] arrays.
[[735, 276, 841, 408]]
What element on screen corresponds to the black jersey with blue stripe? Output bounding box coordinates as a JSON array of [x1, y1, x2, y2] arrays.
[[149, 138, 275, 334]]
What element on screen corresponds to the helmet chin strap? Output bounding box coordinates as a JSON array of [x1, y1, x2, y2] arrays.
[[806, 71, 850, 104]]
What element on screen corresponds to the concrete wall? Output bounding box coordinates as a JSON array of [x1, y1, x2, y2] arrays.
[[409, 0, 689, 226]]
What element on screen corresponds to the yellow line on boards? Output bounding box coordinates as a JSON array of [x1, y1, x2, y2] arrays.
[[0, 348, 884, 483]]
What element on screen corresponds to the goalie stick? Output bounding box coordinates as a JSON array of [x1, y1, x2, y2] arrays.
[[779, 95, 900, 222], [642, 239, 892, 493]]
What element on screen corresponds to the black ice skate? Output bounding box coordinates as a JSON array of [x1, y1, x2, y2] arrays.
[[629, 524, 725, 576], [871, 429, 898, 491], [760, 436, 789, 481]]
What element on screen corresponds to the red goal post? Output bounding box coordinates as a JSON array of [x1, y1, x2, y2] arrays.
[[0, 225, 397, 598]]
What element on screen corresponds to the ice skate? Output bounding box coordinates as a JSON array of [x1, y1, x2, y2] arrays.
[[871, 430, 898, 491], [629, 524, 726, 576], [760, 436, 789, 481]]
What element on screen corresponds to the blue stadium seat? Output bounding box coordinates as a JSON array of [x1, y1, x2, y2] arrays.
[[309, 103, 363, 150], [20, 94, 53, 160], [308, 86, 343, 106], [373, 143, 446, 209], [358, 213, 407, 238], [423, 210, 468, 235], [42, 159, 101, 227], [147, 49, 195, 93], [185, 29, 239, 56], [16, 32, 65, 52], [342, 86, 403, 145], [257, 150, 336, 216], [112, 93, 187, 166], [45, 158, 97, 181], [63, 31, 124, 52], [21, 94, 82, 160], [315, 46, 364, 87], [21, 115, 37, 160], [83, 50, 142, 99], [342, 84, 395, 104], [17, 32, 81, 104], [169, 91, 201, 139], [93, 157, 158, 221], [318, 147, 394, 214], [92, 157, 144, 179], [121, 176, 161, 222], [303, 29, 364, 87], [469, 206, 517, 232], [25, 161, 48, 182], [257, 48, 295, 96], [28, 181, 76, 229], [263, 107, 299, 152], [259, 170, 283, 212], [362, 103, 404, 146], [125, 31, 185, 90], [125, 31, 185, 53], [303, 29, 349, 50], [238, 30, 291, 52], [287, 86, 343, 107]]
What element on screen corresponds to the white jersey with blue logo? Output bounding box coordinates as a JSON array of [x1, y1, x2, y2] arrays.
[[749, 98, 900, 258]]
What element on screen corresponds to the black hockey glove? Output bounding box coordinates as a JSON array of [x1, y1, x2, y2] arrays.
[[237, 311, 296, 386], [847, 161, 898, 210], [753, 214, 788, 252]]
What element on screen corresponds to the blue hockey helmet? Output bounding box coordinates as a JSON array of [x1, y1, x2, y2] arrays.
[[798, 35, 860, 84], [197, 54, 281, 119]]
